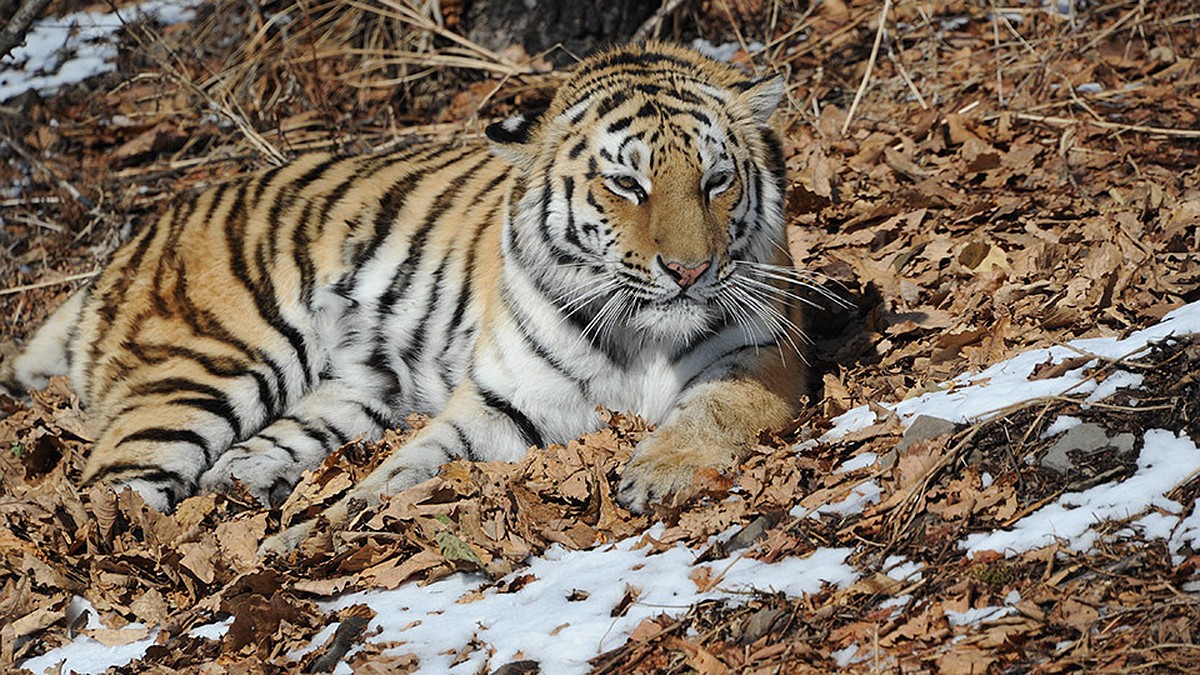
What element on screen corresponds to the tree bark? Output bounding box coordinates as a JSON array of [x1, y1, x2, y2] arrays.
[[0, 0, 52, 60], [464, 0, 660, 63]]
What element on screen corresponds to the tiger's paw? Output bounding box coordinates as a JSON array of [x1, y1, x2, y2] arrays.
[[616, 429, 742, 513], [257, 500, 351, 559], [200, 446, 297, 507], [258, 520, 317, 559]]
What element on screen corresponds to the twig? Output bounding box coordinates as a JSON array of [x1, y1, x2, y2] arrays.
[[887, 48, 927, 110], [0, 0, 52, 59], [0, 271, 100, 297], [841, 0, 892, 136], [118, 20, 287, 166], [634, 0, 688, 41], [1009, 112, 1200, 139], [991, 7, 1003, 105], [0, 133, 95, 210], [365, 0, 526, 74]]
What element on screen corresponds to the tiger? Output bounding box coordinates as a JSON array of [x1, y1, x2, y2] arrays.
[[2, 42, 806, 544]]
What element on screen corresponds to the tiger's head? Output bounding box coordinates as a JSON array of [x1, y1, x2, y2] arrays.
[[488, 42, 790, 349]]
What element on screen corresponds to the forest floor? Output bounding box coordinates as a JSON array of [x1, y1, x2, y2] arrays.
[[1, 0, 1199, 672]]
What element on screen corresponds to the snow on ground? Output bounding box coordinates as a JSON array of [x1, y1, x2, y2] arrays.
[[26, 299, 1200, 674], [317, 533, 856, 674], [0, 1, 201, 102], [20, 597, 158, 675], [961, 429, 1200, 558]]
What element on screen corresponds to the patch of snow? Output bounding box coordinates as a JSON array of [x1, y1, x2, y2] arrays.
[[832, 643, 865, 666], [1042, 415, 1083, 438], [823, 302, 1200, 438], [883, 556, 924, 582], [188, 616, 234, 641], [823, 405, 879, 440], [1085, 370, 1142, 403], [319, 528, 856, 674], [22, 598, 158, 675], [789, 481, 880, 520], [836, 452, 878, 474], [877, 595, 913, 622], [939, 17, 970, 31], [944, 605, 1015, 627], [1135, 511, 1180, 540], [690, 39, 764, 63], [0, 1, 202, 101], [961, 430, 1200, 558], [1169, 497, 1200, 565]]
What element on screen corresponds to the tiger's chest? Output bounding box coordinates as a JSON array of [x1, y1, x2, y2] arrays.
[[329, 274, 689, 440]]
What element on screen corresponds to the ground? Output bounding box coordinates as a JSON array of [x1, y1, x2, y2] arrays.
[[1, 0, 1199, 673]]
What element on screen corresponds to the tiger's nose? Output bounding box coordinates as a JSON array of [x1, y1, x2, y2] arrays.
[[659, 256, 711, 288]]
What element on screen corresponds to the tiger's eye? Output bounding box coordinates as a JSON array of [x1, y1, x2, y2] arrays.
[[606, 174, 646, 203], [613, 175, 640, 191], [704, 172, 733, 196]]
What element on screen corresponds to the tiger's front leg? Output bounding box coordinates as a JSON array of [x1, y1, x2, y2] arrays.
[[617, 349, 804, 513], [260, 376, 548, 555], [199, 379, 398, 506]]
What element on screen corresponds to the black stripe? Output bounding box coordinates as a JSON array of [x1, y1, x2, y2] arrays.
[[376, 154, 494, 318], [606, 116, 634, 133], [351, 146, 477, 272], [478, 385, 543, 448], [450, 422, 478, 461], [265, 156, 342, 239], [175, 397, 244, 439], [447, 175, 506, 333], [255, 432, 302, 462], [126, 341, 276, 418], [560, 176, 588, 255], [223, 181, 313, 391], [353, 399, 394, 432], [283, 414, 349, 447], [85, 464, 190, 502], [128, 377, 245, 439], [594, 90, 629, 119], [116, 428, 211, 460], [529, 177, 590, 267], [88, 206, 171, 399], [498, 278, 589, 391], [398, 254, 451, 367]]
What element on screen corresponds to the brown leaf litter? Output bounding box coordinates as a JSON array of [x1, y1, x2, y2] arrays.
[[2, 0, 1200, 672]]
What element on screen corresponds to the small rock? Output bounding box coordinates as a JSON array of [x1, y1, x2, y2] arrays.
[[896, 415, 957, 453], [490, 660, 539, 675], [1041, 422, 1135, 473]]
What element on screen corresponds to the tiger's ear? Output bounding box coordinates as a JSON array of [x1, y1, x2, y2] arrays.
[[486, 109, 545, 169], [735, 75, 786, 123]]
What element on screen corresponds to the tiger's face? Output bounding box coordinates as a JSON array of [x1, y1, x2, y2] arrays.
[[490, 44, 788, 348]]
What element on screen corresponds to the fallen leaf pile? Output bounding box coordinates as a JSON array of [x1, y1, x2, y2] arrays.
[[1, 0, 1199, 672]]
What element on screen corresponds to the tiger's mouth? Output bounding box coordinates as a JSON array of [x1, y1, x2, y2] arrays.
[[625, 291, 721, 345]]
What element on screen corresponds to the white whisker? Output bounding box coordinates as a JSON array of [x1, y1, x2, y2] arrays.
[[738, 262, 854, 309]]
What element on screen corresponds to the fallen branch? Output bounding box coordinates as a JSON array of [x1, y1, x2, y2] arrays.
[[0, 0, 51, 59]]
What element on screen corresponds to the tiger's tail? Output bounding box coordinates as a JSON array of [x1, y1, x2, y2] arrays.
[[1, 289, 87, 397]]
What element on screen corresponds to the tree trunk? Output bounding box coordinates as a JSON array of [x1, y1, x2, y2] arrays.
[[464, 0, 660, 63]]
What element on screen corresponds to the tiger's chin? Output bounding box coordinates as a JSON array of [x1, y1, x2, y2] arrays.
[[629, 299, 718, 346]]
